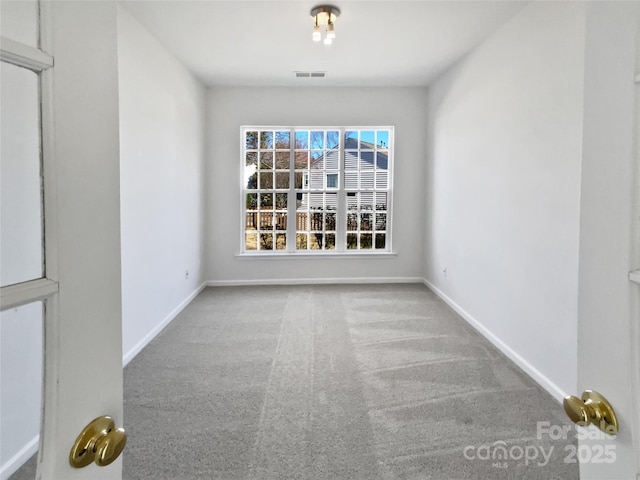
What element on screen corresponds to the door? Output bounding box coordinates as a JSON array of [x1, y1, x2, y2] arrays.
[[576, 2, 640, 479], [1, 1, 124, 479]]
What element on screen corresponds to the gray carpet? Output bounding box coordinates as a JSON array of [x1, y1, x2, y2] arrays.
[[122, 284, 578, 480]]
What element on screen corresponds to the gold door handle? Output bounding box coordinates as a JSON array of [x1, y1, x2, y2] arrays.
[[69, 416, 127, 468], [563, 390, 618, 435]]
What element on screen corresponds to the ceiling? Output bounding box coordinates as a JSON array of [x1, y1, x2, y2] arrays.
[[121, 0, 528, 87]]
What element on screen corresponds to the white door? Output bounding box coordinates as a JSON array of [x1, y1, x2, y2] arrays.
[[575, 2, 640, 479], [1, 1, 124, 479]]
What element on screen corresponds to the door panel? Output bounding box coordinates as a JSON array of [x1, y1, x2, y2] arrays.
[[0, 61, 43, 287], [0, 302, 42, 478], [576, 2, 640, 479], [36, 2, 124, 479]]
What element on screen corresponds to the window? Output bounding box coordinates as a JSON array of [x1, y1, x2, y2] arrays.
[[242, 127, 393, 253]]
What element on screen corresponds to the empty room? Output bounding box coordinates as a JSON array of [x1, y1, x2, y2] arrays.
[[1, 1, 639, 479]]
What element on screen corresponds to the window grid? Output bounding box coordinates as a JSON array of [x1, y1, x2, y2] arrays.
[[244, 130, 291, 251], [295, 130, 340, 251], [242, 127, 392, 254], [345, 129, 389, 250]]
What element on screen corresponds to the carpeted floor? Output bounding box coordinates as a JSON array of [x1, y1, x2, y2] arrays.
[[121, 284, 578, 480]]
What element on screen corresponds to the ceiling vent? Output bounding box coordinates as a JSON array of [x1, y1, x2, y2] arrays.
[[295, 71, 327, 78]]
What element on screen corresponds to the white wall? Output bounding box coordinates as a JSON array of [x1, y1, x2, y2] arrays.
[[206, 87, 427, 284], [424, 1, 586, 398], [117, 6, 206, 362], [0, 304, 42, 479], [1, 62, 42, 287]]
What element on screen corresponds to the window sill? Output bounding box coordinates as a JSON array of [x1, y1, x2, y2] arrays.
[[236, 252, 397, 260]]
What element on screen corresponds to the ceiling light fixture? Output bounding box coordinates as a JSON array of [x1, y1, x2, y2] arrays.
[[310, 5, 340, 45]]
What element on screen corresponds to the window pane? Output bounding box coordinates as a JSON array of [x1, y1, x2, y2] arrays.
[[310, 193, 323, 211], [326, 174, 338, 189], [361, 192, 374, 211], [295, 151, 309, 169], [360, 233, 373, 249], [361, 213, 373, 231], [1, 301, 43, 468], [376, 171, 388, 189], [310, 152, 324, 170], [275, 193, 287, 209], [1, 0, 38, 47], [325, 213, 336, 231], [297, 193, 309, 211], [275, 213, 287, 230], [246, 152, 257, 167], [347, 233, 357, 249], [245, 172, 257, 190], [326, 193, 337, 211], [246, 193, 257, 209], [376, 151, 388, 170], [1, 62, 43, 287], [326, 151, 339, 170], [376, 192, 387, 211], [260, 233, 273, 250], [345, 151, 358, 170], [296, 213, 308, 230], [259, 172, 273, 189], [310, 130, 324, 149], [326, 233, 336, 250], [345, 172, 357, 189], [375, 234, 386, 249], [260, 131, 273, 149], [260, 152, 273, 169], [347, 213, 358, 231], [245, 233, 258, 250], [327, 131, 339, 149], [309, 233, 321, 250], [260, 212, 274, 229], [275, 172, 289, 189], [295, 130, 308, 149], [296, 233, 308, 249], [276, 234, 287, 250], [310, 171, 323, 188], [376, 130, 389, 149], [347, 193, 358, 211], [360, 151, 374, 169], [260, 193, 273, 209], [275, 152, 290, 169], [360, 131, 374, 148], [275, 131, 290, 149], [246, 131, 258, 149], [361, 171, 374, 189], [345, 130, 358, 145]]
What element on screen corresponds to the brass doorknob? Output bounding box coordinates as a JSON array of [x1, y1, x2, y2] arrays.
[[69, 416, 127, 468], [563, 390, 618, 435]]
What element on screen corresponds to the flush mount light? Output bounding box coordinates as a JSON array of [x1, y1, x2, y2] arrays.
[[310, 5, 340, 45]]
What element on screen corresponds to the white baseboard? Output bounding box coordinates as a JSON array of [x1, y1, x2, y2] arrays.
[[206, 277, 424, 287], [0, 435, 38, 480], [423, 278, 568, 403], [122, 282, 206, 367]]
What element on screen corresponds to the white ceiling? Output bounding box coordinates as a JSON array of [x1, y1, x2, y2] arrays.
[[121, 0, 528, 87]]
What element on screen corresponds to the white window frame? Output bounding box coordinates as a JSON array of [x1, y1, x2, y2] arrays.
[[240, 126, 394, 255], [0, 35, 58, 309]]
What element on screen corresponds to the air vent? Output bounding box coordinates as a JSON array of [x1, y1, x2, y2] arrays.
[[294, 71, 327, 78]]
